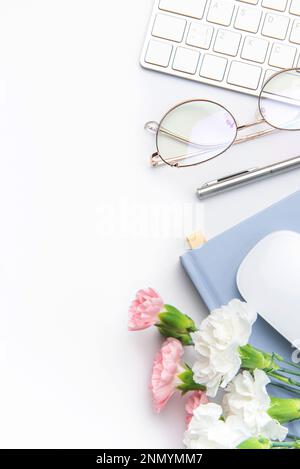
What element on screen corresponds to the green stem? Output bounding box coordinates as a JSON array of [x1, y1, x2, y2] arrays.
[[271, 441, 300, 448], [278, 368, 300, 378], [269, 381, 300, 396], [240, 437, 300, 449], [287, 433, 300, 440], [269, 371, 300, 388], [278, 359, 300, 371]]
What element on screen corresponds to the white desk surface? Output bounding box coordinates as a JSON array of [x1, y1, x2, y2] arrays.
[[0, 0, 300, 449]]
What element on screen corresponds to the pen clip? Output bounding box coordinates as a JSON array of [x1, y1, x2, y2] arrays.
[[205, 168, 258, 187]]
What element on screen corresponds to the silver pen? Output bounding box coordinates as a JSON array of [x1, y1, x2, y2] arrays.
[[197, 155, 300, 200]]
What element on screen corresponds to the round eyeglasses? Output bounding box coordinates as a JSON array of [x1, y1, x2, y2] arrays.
[[145, 68, 300, 168]]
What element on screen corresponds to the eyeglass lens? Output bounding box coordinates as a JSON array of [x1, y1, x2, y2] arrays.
[[157, 100, 237, 167], [260, 69, 300, 131]]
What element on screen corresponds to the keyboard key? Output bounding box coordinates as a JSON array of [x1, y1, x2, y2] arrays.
[[234, 6, 262, 33], [173, 47, 200, 74], [290, 0, 300, 16], [264, 69, 278, 83], [241, 36, 269, 63], [290, 20, 300, 44], [227, 61, 262, 89], [141, 0, 300, 97], [207, 0, 235, 26], [200, 54, 228, 81], [269, 43, 297, 68], [152, 14, 186, 42], [159, 0, 207, 19], [214, 29, 241, 56], [186, 23, 214, 49], [262, 0, 288, 12], [262, 12, 289, 39], [145, 40, 173, 67]]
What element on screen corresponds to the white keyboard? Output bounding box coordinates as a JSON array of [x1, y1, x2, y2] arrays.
[[141, 0, 300, 96]]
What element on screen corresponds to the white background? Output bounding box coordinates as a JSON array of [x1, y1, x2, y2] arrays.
[[0, 0, 300, 449]]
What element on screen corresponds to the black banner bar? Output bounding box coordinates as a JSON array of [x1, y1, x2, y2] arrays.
[[0, 449, 298, 466]]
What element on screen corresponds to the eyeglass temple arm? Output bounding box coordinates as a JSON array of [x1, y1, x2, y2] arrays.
[[145, 121, 218, 147], [146, 119, 277, 167], [237, 118, 265, 130], [235, 120, 277, 144], [145, 121, 228, 167]]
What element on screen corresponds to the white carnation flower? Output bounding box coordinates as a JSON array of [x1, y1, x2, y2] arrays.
[[183, 403, 251, 449], [223, 369, 288, 442], [192, 300, 257, 397]]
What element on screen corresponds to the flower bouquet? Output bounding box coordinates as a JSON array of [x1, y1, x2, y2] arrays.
[[129, 288, 300, 449]]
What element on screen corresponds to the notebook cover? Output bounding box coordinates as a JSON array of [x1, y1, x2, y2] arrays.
[[181, 190, 300, 433]]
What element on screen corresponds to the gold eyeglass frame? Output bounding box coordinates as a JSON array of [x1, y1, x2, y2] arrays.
[[145, 68, 300, 168]]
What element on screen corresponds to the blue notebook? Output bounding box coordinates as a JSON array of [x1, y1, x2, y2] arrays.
[[181, 189, 300, 434]]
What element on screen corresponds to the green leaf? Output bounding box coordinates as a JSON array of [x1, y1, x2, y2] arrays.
[[176, 383, 205, 395]]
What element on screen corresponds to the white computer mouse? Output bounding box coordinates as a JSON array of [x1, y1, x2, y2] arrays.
[[237, 230, 300, 344]]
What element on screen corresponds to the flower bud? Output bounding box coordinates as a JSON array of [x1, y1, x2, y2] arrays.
[[238, 437, 272, 449], [156, 305, 197, 346], [177, 365, 206, 395], [268, 397, 300, 424], [239, 344, 280, 372]]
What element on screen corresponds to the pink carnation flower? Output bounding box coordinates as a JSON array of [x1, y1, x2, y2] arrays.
[[128, 288, 164, 331], [185, 390, 209, 427], [150, 338, 184, 413]]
